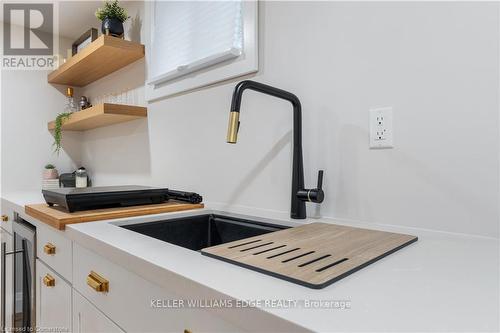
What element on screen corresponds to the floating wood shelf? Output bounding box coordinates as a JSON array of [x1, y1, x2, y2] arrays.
[[48, 103, 147, 131], [48, 35, 145, 87]]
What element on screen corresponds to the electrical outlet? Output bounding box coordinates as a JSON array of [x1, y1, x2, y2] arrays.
[[369, 107, 393, 149]]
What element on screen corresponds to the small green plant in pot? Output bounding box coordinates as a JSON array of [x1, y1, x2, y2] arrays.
[[43, 164, 59, 180], [53, 112, 71, 155], [95, 0, 129, 38]]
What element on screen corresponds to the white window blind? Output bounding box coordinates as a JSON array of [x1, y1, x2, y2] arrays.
[[148, 0, 244, 85]]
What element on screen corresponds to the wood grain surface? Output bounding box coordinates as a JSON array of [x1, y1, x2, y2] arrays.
[[48, 35, 144, 86], [202, 222, 417, 289], [47, 103, 147, 131], [25, 201, 204, 230]]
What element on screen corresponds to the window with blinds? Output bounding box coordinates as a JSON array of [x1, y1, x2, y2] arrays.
[[149, 1, 243, 85], [146, 0, 258, 101]]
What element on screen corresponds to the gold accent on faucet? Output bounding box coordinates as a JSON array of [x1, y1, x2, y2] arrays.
[[226, 111, 240, 143], [43, 243, 56, 255], [87, 271, 109, 292], [43, 274, 55, 287]]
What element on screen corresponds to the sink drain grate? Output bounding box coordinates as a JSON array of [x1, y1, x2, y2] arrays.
[[202, 222, 417, 289]]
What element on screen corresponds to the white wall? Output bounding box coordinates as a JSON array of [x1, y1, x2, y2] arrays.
[[1, 26, 81, 194], [79, 2, 499, 238], [79, 1, 150, 186]]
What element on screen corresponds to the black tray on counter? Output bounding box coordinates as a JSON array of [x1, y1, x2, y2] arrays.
[[42, 185, 168, 212]]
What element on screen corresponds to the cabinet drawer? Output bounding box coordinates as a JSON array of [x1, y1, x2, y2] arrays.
[[37, 224, 72, 281], [73, 289, 124, 333], [73, 242, 243, 333], [36, 260, 72, 332]]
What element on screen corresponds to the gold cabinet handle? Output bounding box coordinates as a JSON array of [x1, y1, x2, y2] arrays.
[[1, 215, 8, 222], [87, 271, 109, 292], [43, 243, 56, 255], [43, 274, 55, 287]]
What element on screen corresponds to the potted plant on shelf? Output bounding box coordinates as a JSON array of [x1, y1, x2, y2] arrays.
[[43, 164, 59, 180], [95, 0, 129, 38]]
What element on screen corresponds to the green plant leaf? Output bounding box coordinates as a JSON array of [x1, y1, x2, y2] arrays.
[[95, 0, 128, 22], [53, 112, 72, 155]]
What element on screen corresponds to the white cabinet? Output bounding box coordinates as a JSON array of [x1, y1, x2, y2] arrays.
[[8, 210, 251, 333], [72, 289, 124, 333], [37, 223, 73, 282], [72, 242, 244, 333], [36, 260, 71, 332], [0, 228, 14, 331]]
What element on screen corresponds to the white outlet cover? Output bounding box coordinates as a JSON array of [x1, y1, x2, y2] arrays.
[[369, 107, 393, 149]]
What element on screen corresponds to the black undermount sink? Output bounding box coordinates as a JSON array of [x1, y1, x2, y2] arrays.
[[120, 214, 288, 251]]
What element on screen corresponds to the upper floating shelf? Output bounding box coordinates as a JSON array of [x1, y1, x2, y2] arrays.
[[47, 103, 147, 131], [48, 35, 145, 87]]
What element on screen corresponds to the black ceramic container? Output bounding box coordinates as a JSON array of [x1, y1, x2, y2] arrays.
[[101, 17, 124, 37]]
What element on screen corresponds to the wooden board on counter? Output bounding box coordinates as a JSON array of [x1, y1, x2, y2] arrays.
[[202, 222, 417, 289], [25, 201, 204, 230]]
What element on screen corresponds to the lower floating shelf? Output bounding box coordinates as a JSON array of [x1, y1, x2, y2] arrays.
[[48, 103, 147, 131]]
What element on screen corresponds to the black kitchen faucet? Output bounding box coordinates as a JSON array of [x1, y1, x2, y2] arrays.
[[226, 80, 324, 219]]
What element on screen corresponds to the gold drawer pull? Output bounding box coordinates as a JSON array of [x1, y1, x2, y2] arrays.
[[87, 271, 109, 292], [1, 215, 8, 222], [43, 243, 56, 255], [43, 274, 55, 287]]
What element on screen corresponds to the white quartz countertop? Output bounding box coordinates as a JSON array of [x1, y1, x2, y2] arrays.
[[2, 191, 499, 332]]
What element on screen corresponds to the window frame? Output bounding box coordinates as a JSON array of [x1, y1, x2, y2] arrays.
[[145, 0, 258, 102]]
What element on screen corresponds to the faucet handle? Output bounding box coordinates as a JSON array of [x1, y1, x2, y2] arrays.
[[297, 170, 325, 204], [317, 170, 324, 190], [311, 169, 325, 203]]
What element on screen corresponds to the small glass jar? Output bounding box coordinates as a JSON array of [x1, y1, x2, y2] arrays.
[[64, 87, 77, 113], [75, 167, 88, 188]]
